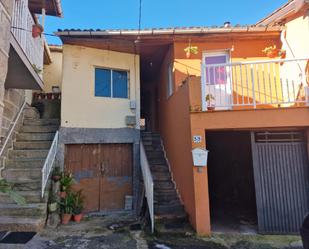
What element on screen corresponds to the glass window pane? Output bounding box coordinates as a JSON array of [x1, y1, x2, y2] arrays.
[[205, 55, 228, 85], [95, 68, 111, 97], [112, 70, 128, 98]]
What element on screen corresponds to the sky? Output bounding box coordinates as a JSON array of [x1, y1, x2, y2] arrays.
[[45, 0, 287, 45]]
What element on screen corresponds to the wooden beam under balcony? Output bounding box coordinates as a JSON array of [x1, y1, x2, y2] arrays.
[[28, 0, 63, 17]]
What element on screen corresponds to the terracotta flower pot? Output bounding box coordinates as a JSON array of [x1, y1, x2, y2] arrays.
[[207, 106, 215, 111], [52, 175, 61, 182], [186, 51, 191, 59], [59, 191, 67, 198], [32, 24, 43, 38], [73, 214, 83, 223], [266, 50, 278, 58], [61, 213, 72, 225]]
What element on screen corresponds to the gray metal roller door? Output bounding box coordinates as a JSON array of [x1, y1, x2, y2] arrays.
[[251, 131, 309, 234]]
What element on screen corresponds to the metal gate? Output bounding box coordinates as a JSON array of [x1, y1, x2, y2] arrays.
[[251, 131, 309, 234]]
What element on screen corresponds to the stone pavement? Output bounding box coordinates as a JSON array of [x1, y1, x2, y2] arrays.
[[0, 214, 304, 249]]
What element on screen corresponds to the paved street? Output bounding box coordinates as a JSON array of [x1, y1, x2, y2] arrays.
[[0, 214, 304, 249]]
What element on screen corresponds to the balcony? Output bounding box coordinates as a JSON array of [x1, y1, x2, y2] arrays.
[[5, 0, 44, 90], [201, 58, 309, 112]]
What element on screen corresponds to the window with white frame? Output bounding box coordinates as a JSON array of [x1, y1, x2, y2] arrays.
[[167, 63, 173, 98], [95, 68, 129, 99]]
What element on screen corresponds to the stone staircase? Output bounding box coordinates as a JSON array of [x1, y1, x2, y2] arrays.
[[0, 107, 59, 231], [141, 132, 187, 226]]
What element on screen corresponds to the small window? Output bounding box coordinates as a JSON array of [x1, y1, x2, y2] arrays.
[[167, 63, 173, 98], [95, 68, 129, 98]]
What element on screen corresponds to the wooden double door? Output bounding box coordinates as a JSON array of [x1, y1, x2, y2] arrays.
[[65, 144, 133, 213]]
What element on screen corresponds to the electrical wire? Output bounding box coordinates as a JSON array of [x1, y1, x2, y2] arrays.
[[11, 26, 59, 37]]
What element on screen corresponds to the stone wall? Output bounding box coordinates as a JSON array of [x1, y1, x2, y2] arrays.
[[0, 0, 13, 147], [1, 89, 25, 139]]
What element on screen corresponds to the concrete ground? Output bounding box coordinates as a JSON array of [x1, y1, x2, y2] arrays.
[[0, 214, 304, 249]]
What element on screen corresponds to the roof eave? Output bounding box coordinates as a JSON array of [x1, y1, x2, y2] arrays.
[[257, 0, 309, 25], [55, 26, 282, 38]]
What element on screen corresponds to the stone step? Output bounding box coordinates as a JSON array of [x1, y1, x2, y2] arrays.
[[154, 194, 179, 203], [142, 140, 162, 146], [9, 180, 41, 191], [142, 136, 161, 141], [8, 149, 49, 159], [14, 141, 52, 150], [6, 158, 45, 168], [155, 203, 185, 215], [154, 196, 182, 205], [0, 191, 46, 204], [154, 181, 175, 189], [146, 151, 165, 158], [20, 125, 58, 133], [2, 168, 42, 181], [148, 159, 167, 165], [155, 188, 178, 194], [16, 132, 55, 141], [0, 216, 45, 232], [0, 203, 46, 217], [144, 145, 163, 152], [152, 174, 171, 182], [23, 119, 60, 126], [150, 165, 169, 172], [24, 107, 40, 119]]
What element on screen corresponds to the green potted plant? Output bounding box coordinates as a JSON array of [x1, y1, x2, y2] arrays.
[[184, 45, 198, 58], [59, 192, 74, 225], [0, 179, 26, 205], [48, 192, 58, 213], [262, 45, 279, 58], [205, 94, 215, 111], [59, 172, 74, 198], [72, 190, 85, 223], [51, 167, 61, 182]]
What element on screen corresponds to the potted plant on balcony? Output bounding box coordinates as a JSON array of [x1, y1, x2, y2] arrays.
[[206, 94, 215, 111], [32, 24, 44, 38], [59, 172, 74, 199], [60, 192, 74, 225], [72, 190, 85, 223], [262, 45, 278, 58], [184, 45, 198, 59]]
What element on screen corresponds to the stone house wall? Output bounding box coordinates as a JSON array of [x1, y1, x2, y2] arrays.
[[0, 1, 26, 149]]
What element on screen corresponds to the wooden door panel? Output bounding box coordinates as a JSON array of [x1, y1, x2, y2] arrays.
[[65, 144, 101, 212], [99, 144, 133, 211], [65, 143, 133, 213], [100, 177, 133, 211]]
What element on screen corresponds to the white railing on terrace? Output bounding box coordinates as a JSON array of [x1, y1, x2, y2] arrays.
[[201, 58, 309, 111], [140, 142, 154, 233], [41, 131, 58, 197], [11, 0, 44, 75]]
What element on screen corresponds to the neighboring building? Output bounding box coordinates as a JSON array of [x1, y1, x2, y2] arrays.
[[56, 5, 309, 234], [43, 45, 63, 93], [0, 0, 62, 231], [0, 0, 62, 148]]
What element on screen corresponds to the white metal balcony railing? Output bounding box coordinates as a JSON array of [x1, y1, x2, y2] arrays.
[[41, 131, 58, 197], [140, 143, 154, 233], [11, 0, 44, 76], [201, 58, 309, 111]]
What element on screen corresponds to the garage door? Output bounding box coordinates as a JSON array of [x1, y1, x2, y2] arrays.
[[251, 131, 309, 234], [65, 144, 133, 213]]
